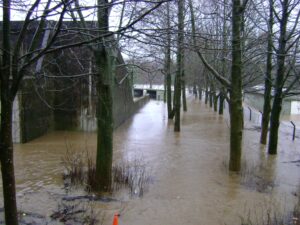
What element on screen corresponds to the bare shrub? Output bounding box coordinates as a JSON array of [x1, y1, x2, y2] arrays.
[[61, 142, 85, 187], [61, 144, 152, 196], [112, 158, 152, 197], [61, 142, 96, 192], [85, 151, 97, 192]]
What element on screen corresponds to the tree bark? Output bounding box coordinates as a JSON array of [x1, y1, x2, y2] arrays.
[[182, 76, 187, 111], [0, 100, 19, 225], [213, 93, 218, 112], [209, 90, 213, 108], [219, 1, 227, 116], [260, 0, 273, 145], [268, 0, 288, 155], [198, 87, 202, 100], [166, 2, 172, 119], [218, 91, 225, 115], [229, 0, 244, 171], [193, 84, 197, 98], [205, 86, 209, 104], [94, 0, 113, 191], [95, 75, 113, 191], [182, 53, 187, 111], [174, 75, 181, 131], [1, 0, 19, 223], [174, 0, 184, 132]]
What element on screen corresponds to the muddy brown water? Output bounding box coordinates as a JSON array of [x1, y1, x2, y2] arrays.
[[0, 96, 300, 225]]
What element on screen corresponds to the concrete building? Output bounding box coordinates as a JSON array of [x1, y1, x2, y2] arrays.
[[133, 84, 174, 101], [244, 89, 300, 115]]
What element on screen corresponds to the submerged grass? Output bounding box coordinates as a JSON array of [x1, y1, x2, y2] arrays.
[[222, 158, 276, 193], [61, 142, 86, 187], [222, 157, 300, 225], [239, 200, 300, 225], [51, 200, 101, 225], [61, 144, 152, 197], [112, 158, 152, 197], [225, 162, 300, 225]]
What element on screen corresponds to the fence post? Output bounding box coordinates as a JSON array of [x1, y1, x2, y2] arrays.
[[247, 106, 252, 121], [290, 121, 296, 141]]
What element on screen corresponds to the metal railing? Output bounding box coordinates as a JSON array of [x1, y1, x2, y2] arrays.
[[243, 104, 299, 141]]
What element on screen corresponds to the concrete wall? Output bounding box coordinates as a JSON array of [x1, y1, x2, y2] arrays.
[[244, 93, 292, 115], [12, 77, 149, 143], [11, 73, 149, 143], [132, 96, 150, 112], [19, 78, 54, 142], [156, 90, 165, 101], [8, 21, 149, 142], [79, 93, 150, 133]]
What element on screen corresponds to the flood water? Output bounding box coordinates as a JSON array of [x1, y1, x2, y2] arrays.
[[1, 96, 300, 225]]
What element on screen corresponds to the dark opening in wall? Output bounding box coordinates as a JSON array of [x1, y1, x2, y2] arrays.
[[146, 90, 157, 99], [134, 89, 143, 97]]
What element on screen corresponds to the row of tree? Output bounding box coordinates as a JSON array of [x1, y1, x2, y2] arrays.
[[0, 0, 165, 224], [126, 0, 299, 169]]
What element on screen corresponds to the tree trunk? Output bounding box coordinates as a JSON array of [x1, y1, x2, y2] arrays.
[[198, 87, 202, 100], [95, 51, 113, 191], [182, 78, 187, 112], [229, 0, 244, 171], [182, 53, 187, 112], [193, 83, 197, 98], [268, 94, 282, 154], [0, 100, 19, 225], [209, 91, 213, 108], [94, 0, 113, 191], [213, 93, 218, 112], [169, 73, 177, 119], [218, 92, 225, 115], [174, 74, 181, 132], [174, 0, 184, 132], [1, 0, 19, 223], [166, 2, 173, 119], [166, 2, 172, 119], [95, 82, 113, 191], [220, 1, 227, 116], [205, 86, 209, 104], [268, 0, 288, 155], [166, 68, 172, 118], [260, 88, 272, 144], [260, 0, 273, 145]]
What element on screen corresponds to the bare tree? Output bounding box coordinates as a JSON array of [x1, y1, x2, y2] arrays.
[[260, 0, 274, 145], [268, 0, 300, 154], [0, 0, 167, 223], [1, 0, 71, 223], [173, 0, 185, 132], [188, 0, 248, 171]]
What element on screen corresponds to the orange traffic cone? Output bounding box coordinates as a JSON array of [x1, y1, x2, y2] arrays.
[[112, 213, 119, 225]]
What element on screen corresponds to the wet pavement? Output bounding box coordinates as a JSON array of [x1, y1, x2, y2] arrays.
[[0, 96, 300, 224]]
